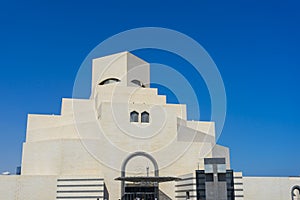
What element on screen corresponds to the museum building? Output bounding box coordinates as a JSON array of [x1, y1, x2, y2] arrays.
[[0, 52, 299, 200]]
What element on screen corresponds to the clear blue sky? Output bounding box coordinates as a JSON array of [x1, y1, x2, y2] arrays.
[[0, 0, 299, 176]]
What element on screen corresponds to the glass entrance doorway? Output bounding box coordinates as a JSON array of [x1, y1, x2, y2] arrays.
[[116, 176, 181, 200], [123, 183, 158, 200]]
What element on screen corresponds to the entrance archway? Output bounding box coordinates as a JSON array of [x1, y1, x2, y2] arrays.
[[120, 151, 159, 199]]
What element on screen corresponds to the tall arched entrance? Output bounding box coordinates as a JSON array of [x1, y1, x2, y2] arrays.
[[115, 151, 180, 200], [120, 151, 159, 200]]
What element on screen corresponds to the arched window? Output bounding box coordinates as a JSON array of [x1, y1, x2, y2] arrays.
[[141, 111, 149, 123], [131, 79, 145, 87], [292, 185, 300, 200], [99, 78, 120, 85], [130, 111, 139, 122]]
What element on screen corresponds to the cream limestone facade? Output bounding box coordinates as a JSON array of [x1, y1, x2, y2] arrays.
[[0, 52, 299, 200]]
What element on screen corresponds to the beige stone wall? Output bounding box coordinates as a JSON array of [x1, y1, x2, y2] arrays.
[[0, 175, 57, 200], [243, 176, 300, 200]]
